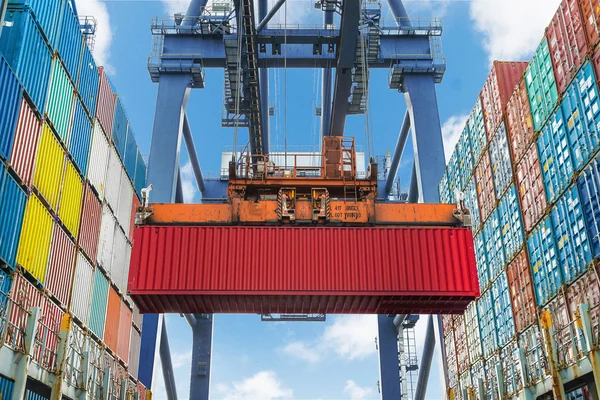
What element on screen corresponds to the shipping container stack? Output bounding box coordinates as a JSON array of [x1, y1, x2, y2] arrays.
[[438, 0, 600, 397], [0, 0, 148, 399]]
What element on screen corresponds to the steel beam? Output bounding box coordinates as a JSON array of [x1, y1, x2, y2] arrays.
[[256, 0, 286, 33], [320, 10, 334, 138], [183, 0, 209, 26], [384, 110, 410, 195], [190, 315, 214, 400], [12, 307, 40, 400], [183, 115, 206, 194], [377, 315, 401, 400], [258, 0, 270, 154], [160, 320, 179, 400], [385, 0, 411, 27], [407, 162, 418, 203], [414, 315, 435, 400]]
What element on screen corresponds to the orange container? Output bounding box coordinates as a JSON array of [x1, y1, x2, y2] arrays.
[[506, 250, 536, 333], [116, 300, 132, 363], [103, 286, 120, 352]]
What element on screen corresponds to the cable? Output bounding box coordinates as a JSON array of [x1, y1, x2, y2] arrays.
[[283, 0, 288, 169]]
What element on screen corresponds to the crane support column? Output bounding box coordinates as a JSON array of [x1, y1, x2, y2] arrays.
[[320, 9, 334, 137], [384, 110, 410, 195], [385, 0, 411, 27], [258, 0, 270, 153], [377, 315, 401, 399], [414, 315, 435, 400], [183, 115, 206, 194], [190, 315, 214, 400], [160, 320, 179, 400]]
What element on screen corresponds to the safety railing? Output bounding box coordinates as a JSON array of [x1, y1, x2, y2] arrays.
[[262, 23, 339, 32], [87, 340, 105, 400], [32, 312, 61, 373], [2, 294, 27, 353], [522, 330, 549, 386], [234, 153, 325, 180], [64, 325, 87, 389], [380, 17, 443, 36], [151, 12, 235, 36]]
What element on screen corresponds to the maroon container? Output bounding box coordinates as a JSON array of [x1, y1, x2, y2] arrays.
[[506, 250, 536, 333], [79, 183, 102, 263], [506, 78, 535, 164], [593, 45, 600, 91], [474, 150, 496, 224], [578, 0, 600, 48], [96, 67, 116, 139], [45, 223, 76, 307], [442, 314, 454, 335], [454, 313, 470, 374], [516, 143, 547, 233], [10, 97, 41, 187]]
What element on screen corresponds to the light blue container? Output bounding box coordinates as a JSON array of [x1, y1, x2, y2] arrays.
[[439, 170, 450, 204], [88, 267, 109, 339], [578, 154, 600, 258], [56, 1, 82, 83], [77, 42, 98, 118], [68, 96, 92, 178], [446, 150, 459, 203], [550, 185, 592, 284], [465, 177, 481, 233], [457, 126, 473, 190], [112, 97, 128, 159], [527, 216, 562, 306], [483, 208, 505, 281], [134, 147, 147, 198], [474, 231, 489, 292], [491, 272, 515, 348], [0, 55, 21, 161], [0, 167, 27, 270], [8, 0, 65, 47], [25, 389, 49, 400], [538, 108, 574, 204], [0, 374, 15, 400], [0, 8, 52, 114], [124, 127, 137, 181], [469, 97, 487, 164], [489, 122, 513, 197], [561, 61, 600, 172], [477, 289, 498, 359], [498, 184, 524, 262]]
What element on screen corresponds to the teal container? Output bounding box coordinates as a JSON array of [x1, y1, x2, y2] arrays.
[[483, 208, 505, 282], [491, 271, 515, 348], [489, 122, 512, 197], [124, 127, 137, 181], [468, 97, 487, 164], [447, 150, 459, 203], [527, 216, 562, 306], [112, 97, 128, 159], [457, 126, 473, 190], [498, 184, 524, 263], [134, 147, 147, 198], [88, 268, 109, 339], [477, 289, 498, 359], [46, 56, 75, 143], [525, 38, 559, 131], [464, 177, 481, 233]]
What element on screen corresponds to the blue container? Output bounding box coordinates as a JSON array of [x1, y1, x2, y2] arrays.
[[527, 216, 562, 306], [474, 232, 489, 292], [0, 56, 21, 161], [439, 170, 450, 204], [551, 185, 592, 284], [465, 176, 481, 233], [477, 289, 498, 358], [538, 108, 574, 204], [112, 97, 128, 159], [77, 42, 98, 118], [491, 271, 515, 348], [69, 96, 93, 178], [483, 208, 505, 281], [489, 122, 513, 197], [134, 147, 147, 198], [562, 61, 600, 172], [457, 126, 473, 190], [0, 375, 15, 400], [0, 169, 27, 270], [498, 184, 524, 262], [0, 8, 52, 114], [8, 0, 65, 47], [25, 389, 49, 400], [578, 154, 600, 258], [469, 97, 487, 164], [124, 127, 137, 181], [446, 150, 459, 203], [56, 1, 82, 83]]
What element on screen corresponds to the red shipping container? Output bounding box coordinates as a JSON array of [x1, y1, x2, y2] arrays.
[[506, 79, 535, 164], [442, 314, 454, 335], [128, 226, 479, 315], [96, 67, 116, 139], [578, 0, 600, 47], [474, 150, 496, 224], [10, 97, 41, 186], [593, 44, 600, 90], [566, 268, 600, 334], [506, 250, 536, 333], [454, 313, 470, 374], [547, 0, 588, 94], [104, 286, 121, 353], [78, 183, 102, 263], [45, 223, 76, 307], [480, 61, 529, 139], [516, 143, 547, 233], [130, 195, 140, 242], [116, 300, 132, 363]]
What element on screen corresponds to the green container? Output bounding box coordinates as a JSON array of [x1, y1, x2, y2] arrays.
[[88, 267, 109, 339], [525, 38, 559, 132], [45, 57, 74, 143]]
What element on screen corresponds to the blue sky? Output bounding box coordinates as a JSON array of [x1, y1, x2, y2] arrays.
[[76, 0, 560, 398]]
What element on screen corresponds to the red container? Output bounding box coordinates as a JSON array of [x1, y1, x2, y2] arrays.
[[78, 183, 102, 263], [516, 143, 547, 233], [566, 268, 600, 331], [128, 226, 479, 315], [454, 313, 469, 374], [593, 45, 600, 90], [578, 0, 600, 48], [104, 286, 121, 352], [506, 78, 535, 164], [96, 67, 116, 139], [10, 97, 41, 186], [547, 0, 588, 94], [442, 314, 454, 335], [480, 61, 529, 139], [506, 250, 536, 333], [45, 223, 76, 307], [130, 196, 140, 242], [474, 150, 496, 224], [117, 300, 132, 363]]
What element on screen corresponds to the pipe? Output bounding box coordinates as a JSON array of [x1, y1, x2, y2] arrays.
[[320, 10, 334, 138], [386, 0, 412, 27], [160, 320, 179, 400], [384, 110, 410, 195], [256, 0, 286, 33], [185, 314, 197, 328], [182, 0, 209, 26], [392, 314, 406, 327], [414, 315, 435, 400], [408, 162, 418, 203], [176, 169, 184, 204], [183, 115, 206, 193]]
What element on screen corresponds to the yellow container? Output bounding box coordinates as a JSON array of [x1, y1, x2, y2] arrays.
[[17, 193, 53, 283], [33, 124, 65, 211], [59, 160, 84, 237]]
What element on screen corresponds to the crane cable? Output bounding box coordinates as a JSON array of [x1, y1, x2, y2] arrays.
[[283, 0, 288, 169], [359, 1, 374, 160], [232, 6, 244, 163]]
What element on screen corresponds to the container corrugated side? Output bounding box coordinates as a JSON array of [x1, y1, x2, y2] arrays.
[[438, 170, 450, 204], [69, 97, 93, 178], [538, 108, 574, 204], [77, 42, 99, 118], [456, 127, 472, 190], [0, 8, 52, 113], [64, 321, 87, 389], [46, 56, 75, 143], [124, 127, 137, 181], [45, 223, 75, 307], [454, 314, 469, 374], [130, 196, 140, 242], [474, 150, 496, 224], [16, 193, 53, 283], [491, 271, 515, 348], [96, 67, 116, 138], [10, 97, 41, 186], [117, 167, 133, 238], [483, 208, 505, 281], [0, 170, 27, 269], [544, 293, 575, 366], [516, 143, 547, 233], [128, 327, 141, 379], [134, 146, 146, 198], [104, 146, 122, 214], [488, 121, 513, 197], [444, 329, 459, 388], [104, 287, 120, 352], [547, 0, 588, 94], [477, 289, 498, 359], [8, 0, 65, 47], [518, 324, 547, 385], [506, 78, 535, 164], [526, 38, 559, 131], [483, 354, 500, 400], [0, 55, 21, 161], [469, 361, 485, 399], [498, 184, 524, 262], [527, 216, 562, 306], [579, 0, 600, 47], [117, 301, 132, 363], [56, 1, 82, 83], [468, 97, 487, 165], [97, 203, 116, 270], [500, 340, 522, 397], [561, 61, 600, 171], [566, 267, 600, 325], [465, 301, 482, 364], [6, 272, 42, 351], [58, 160, 83, 238], [86, 335, 104, 398], [87, 120, 110, 200], [130, 295, 142, 330], [33, 124, 65, 211], [578, 153, 600, 258], [0, 376, 15, 400], [110, 227, 130, 294], [474, 232, 488, 291], [112, 98, 128, 159], [551, 185, 592, 283], [70, 251, 93, 325], [79, 183, 102, 263], [33, 288, 63, 371], [89, 267, 109, 339], [506, 250, 536, 333], [465, 177, 481, 233]]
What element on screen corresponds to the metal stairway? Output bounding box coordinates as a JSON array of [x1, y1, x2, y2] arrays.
[[348, 14, 380, 115]]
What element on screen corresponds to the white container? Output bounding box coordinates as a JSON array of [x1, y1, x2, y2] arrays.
[[104, 146, 122, 214], [87, 121, 110, 201], [70, 251, 94, 325], [128, 327, 141, 380], [127, 294, 143, 330], [110, 226, 129, 292], [116, 167, 133, 239], [97, 203, 116, 271]]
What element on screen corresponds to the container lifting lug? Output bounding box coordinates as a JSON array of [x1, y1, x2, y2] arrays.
[[277, 188, 296, 223], [452, 189, 471, 228], [312, 188, 330, 223], [135, 185, 155, 225]]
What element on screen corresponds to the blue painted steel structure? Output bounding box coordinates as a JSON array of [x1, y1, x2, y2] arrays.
[[141, 0, 447, 397]]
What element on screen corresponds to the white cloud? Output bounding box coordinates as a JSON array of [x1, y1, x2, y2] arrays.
[[162, 0, 206, 16], [280, 341, 322, 363], [344, 380, 375, 400], [469, 0, 561, 63], [181, 161, 198, 203], [214, 371, 293, 400], [441, 114, 468, 162], [322, 315, 378, 360], [76, 0, 113, 73], [172, 350, 192, 369]]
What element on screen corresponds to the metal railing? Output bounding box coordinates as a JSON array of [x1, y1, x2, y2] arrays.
[[32, 313, 61, 373], [380, 17, 443, 36], [64, 325, 87, 389]]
